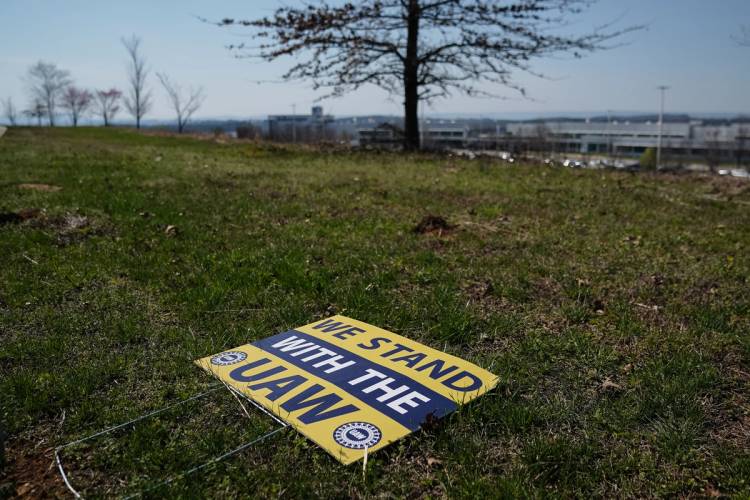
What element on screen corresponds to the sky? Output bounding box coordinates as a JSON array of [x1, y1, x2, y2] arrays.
[[1, 0, 749, 121]]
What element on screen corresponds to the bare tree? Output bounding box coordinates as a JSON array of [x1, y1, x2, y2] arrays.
[[24, 99, 47, 126], [156, 73, 204, 133], [216, 1, 640, 150], [95, 88, 122, 127], [122, 35, 153, 128], [2, 97, 17, 126], [26, 61, 71, 127], [61, 86, 94, 127]]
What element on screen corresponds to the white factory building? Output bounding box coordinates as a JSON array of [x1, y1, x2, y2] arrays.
[[506, 120, 749, 158]]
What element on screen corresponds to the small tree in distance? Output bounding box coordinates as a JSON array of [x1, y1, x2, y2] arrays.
[[26, 61, 71, 127], [95, 89, 122, 127], [156, 73, 204, 134], [640, 147, 656, 170], [216, 0, 641, 150], [24, 99, 47, 127], [122, 35, 152, 129], [61, 86, 94, 127], [2, 97, 18, 126]]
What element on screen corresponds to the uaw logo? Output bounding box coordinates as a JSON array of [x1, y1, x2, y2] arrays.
[[210, 351, 247, 366], [333, 422, 382, 449]]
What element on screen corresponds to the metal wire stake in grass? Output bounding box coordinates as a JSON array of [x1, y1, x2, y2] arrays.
[[55, 385, 223, 498], [122, 424, 289, 500], [53, 384, 287, 498]]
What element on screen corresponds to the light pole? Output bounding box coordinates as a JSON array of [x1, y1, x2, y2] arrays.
[[291, 103, 297, 143], [606, 109, 612, 157], [656, 86, 669, 170]]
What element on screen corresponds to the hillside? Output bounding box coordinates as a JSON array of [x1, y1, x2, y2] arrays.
[[1, 127, 749, 497]]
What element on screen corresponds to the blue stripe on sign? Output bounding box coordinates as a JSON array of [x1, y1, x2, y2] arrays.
[[252, 330, 457, 430]]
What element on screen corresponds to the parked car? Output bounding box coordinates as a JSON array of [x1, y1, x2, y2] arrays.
[[563, 159, 585, 168]]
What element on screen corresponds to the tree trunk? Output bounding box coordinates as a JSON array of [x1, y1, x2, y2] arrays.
[[47, 97, 54, 127], [136, 87, 142, 129], [403, 0, 420, 151]]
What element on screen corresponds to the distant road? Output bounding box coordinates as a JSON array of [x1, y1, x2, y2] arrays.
[[0, 126, 6, 138]]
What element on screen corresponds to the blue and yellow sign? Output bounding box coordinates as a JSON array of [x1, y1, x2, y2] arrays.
[[195, 315, 498, 464]]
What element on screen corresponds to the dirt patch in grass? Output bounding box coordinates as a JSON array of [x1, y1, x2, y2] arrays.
[[17, 183, 62, 193], [50, 215, 95, 246], [2, 439, 67, 499], [20, 211, 113, 246], [414, 215, 453, 235], [0, 209, 42, 226], [533, 277, 563, 302], [462, 279, 508, 310], [464, 280, 495, 302]]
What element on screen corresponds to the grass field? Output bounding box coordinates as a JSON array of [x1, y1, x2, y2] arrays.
[[1, 127, 749, 498]]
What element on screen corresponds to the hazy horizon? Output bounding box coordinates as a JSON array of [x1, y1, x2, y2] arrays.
[[130, 110, 750, 123]]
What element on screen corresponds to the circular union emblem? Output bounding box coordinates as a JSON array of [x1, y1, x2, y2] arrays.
[[333, 422, 382, 449], [210, 351, 247, 366]]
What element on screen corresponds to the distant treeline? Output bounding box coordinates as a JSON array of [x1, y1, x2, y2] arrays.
[[2, 35, 204, 134]]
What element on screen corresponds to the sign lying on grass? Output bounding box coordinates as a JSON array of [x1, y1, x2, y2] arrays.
[[196, 315, 497, 464]]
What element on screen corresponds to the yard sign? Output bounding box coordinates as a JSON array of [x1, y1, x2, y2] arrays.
[[195, 315, 497, 464]]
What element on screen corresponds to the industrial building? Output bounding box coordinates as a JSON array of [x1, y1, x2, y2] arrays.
[[357, 120, 468, 149], [356, 123, 404, 147], [267, 106, 334, 142], [506, 120, 749, 162], [421, 121, 469, 148]]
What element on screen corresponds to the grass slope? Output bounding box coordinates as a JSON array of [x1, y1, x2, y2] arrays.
[[1, 127, 749, 498]]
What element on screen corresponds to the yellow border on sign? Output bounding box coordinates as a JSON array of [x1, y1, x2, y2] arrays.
[[195, 344, 411, 465]]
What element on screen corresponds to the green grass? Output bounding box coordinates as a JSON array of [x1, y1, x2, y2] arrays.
[[1, 127, 749, 498]]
